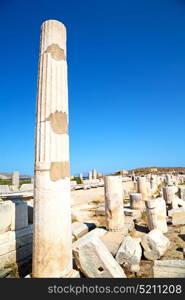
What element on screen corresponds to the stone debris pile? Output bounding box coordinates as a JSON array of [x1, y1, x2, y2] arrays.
[[1, 170, 185, 278]]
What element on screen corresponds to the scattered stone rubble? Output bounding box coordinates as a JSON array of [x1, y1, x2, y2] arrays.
[[141, 229, 170, 260], [73, 235, 126, 278], [116, 236, 142, 273], [1, 170, 185, 278]]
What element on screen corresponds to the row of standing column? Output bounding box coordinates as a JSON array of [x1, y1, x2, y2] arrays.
[[79, 169, 97, 181]]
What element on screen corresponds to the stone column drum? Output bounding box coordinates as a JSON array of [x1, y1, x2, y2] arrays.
[[88, 171, 92, 180], [146, 181, 152, 198], [104, 176, 124, 231], [150, 175, 159, 193], [32, 20, 72, 277], [145, 198, 168, 233], [12, 171, 19, 186], [137, 177, 148, 200], [165, 174, 172, 185], [163, 186, 175, 205]]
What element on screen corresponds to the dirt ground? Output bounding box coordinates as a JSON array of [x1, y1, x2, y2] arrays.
[[71, 187, 104, 205]]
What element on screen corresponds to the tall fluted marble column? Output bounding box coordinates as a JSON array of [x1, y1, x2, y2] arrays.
[[32, 20, 72, 278]]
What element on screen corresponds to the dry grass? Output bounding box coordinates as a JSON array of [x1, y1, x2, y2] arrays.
[[141, 211, 147, 222]]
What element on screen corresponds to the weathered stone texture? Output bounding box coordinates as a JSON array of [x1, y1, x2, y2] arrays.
[[145, 198, 168, 233], [130, 193, 144, 210], [153, 260, 185, 278], [104, 176, 124, 231], [141, 229, 170, 260], [11, 200, 28, 231], [116, 236, 142, 272], [0, 201, 12, 234], [73, 235, 126, 278], [12, 171, 19, 186], [137, 177, 148, 200], [163, 186, 176, 204], [32, 20, 72, 278], [100, 229, 128, 256]]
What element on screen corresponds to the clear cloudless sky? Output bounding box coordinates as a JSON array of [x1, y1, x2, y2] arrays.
[[0, 0, 185, 176]]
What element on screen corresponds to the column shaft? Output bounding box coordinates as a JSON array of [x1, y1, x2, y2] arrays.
[[32, 20, 72, 278]]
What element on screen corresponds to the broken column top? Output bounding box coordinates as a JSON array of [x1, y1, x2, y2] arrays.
[[145, 197, 165, 209], [40, 20, 67, 56]]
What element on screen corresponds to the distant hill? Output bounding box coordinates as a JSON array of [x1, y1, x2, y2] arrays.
[[128, 167, 185, 175], [0, 172, 31, 179]]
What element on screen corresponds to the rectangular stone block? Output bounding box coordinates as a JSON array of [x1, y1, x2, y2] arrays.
[[141, 229, 170, 260], [153, 260, 185, 278], [73, 235, 126, 278], [6, 192, 33, 200], [72, 228, 107, 245], [0, 225, 33, 256], [11, 200, 28, 231], [0, 243, 32, 269], [179, 187, 185, 201], [170, 208, 185, 225], [0, 201, 12, 234], [124, 208, 141, 220], [172, 197, 185, 209], [0, 185, 10, 195], [100, 229, 128, 256], [72, 222, 89, 241], [20, 184, 33, 192]]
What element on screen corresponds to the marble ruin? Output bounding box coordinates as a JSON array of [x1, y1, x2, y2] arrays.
[[0, 19, 185, 279]]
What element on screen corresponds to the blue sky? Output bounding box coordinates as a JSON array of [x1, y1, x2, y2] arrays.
[[0, 0, 185, 176]]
